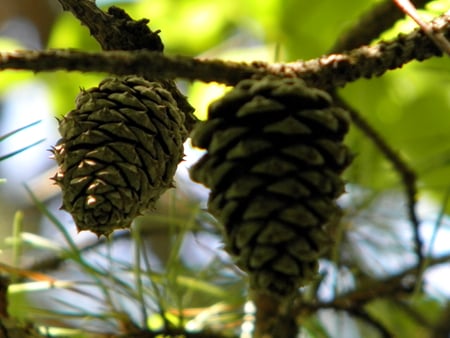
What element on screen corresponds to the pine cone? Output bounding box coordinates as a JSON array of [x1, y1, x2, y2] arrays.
[[190, 76, 351, 296], [52, 76, 187, 236]]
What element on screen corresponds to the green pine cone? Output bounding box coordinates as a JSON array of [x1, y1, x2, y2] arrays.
[[190, 76, 351, 297], [52, 76, 187, 236]]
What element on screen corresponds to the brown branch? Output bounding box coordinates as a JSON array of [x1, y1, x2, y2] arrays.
[[0, 49, 254, 84], [330, 0, 432, 52], [56, 0, 197, 131], [56, 0, 164, 51], [292, 252, 450, 337], [297, 300, 394, 337], [328, 2, 425, 280], [283, 11, 448, 88], [0, 12, 448, 89], [297, 253, 450, 319], [394, 0, 450, 55], [305, 4, 434, 337], [328, 0, 428, 286], [307, 302, 395, 337]]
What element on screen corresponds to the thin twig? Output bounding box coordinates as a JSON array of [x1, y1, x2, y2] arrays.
[[328, 0, 430, 297], [295, 252, 450, 320], [394, 0, 450, 55], [297, 301, 394, 337], [336, 98, 424, 280], [330, 0, 432, 52], [293, 252, 450, 337]]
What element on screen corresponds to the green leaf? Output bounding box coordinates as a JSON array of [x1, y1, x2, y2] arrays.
[[365, 297, 441, 338]]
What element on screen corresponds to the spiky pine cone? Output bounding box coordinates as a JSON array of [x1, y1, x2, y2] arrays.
[[190, 76, 352, 297], [52, 76, 187, 236]]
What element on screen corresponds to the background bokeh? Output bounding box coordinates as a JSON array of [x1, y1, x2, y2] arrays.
[[0, 0, 450, 337]]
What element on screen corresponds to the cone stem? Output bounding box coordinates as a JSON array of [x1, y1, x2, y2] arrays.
[[252, 292, 298, 338]]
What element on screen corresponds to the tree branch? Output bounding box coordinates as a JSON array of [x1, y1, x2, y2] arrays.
[[293, 253, 450, 337], [0, 12, 448, 89], [55, 0, 197, 130], [330, 0, 433, 52], [328, 2, 434, 279], [297, 253, 450, 318], [394, 0, 450, 55], [56, 0, 164, 51]]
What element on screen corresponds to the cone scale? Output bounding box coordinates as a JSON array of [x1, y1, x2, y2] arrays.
[[52, 76, 187, 236], [190, 76, 351, 296]]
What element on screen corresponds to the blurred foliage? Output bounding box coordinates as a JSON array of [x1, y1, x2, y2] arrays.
[[365, 297, 443, 338], [342, 57, 450, 197], [1, 0, 450, 337], [6, 188, 245, 337]]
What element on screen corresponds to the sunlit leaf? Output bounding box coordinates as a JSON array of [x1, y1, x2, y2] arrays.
[[365, 298, 439, 338]]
